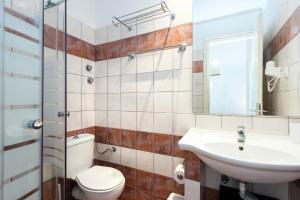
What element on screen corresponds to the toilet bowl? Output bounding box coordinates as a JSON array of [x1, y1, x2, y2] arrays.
[[67, 134, 125, 200], [72, 166, 125, 200]]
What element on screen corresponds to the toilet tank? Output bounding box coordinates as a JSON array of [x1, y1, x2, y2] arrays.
[[67, 133, 95, 179]]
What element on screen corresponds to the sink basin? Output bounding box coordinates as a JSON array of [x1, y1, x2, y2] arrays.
[[178, 128, 300, 184]]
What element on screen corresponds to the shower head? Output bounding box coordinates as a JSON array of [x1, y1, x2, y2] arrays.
[[44, 0, 65, 10]]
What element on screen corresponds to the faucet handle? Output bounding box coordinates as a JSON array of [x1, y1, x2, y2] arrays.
[[237, 125, 245, 133]]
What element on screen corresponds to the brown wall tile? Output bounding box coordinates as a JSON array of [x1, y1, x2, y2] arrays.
[[107, 41, 121, 59], [154, 134, 173, 156], [121, 166, 136, 188], [136, 170, 154, 193], [154, 28, 173, 49], [185, 152, 201, 181], [108, 128, 121, 146], [173, 136, 185, 158], [95, 127, 108, 143], [67, 34, 82, 57], [138, 32, 154, 52], [95, 43, 108, 61], [154, 175, 174, 198], [121, 129, 136, 148], [193, 61, 203, 73], [265, 4, 300, 59], [120, 186, 136, 200], [121, 37, 137, 57], [136, 189, 154, 200], [82, 41, 96, 61], [136, 132, 154, 152]]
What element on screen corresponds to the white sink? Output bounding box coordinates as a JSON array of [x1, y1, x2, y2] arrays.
[[178, 128, 300, 184]]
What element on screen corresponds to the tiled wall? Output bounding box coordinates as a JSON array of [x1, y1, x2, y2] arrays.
[[64, 1, 300, 200], [66, 15, 96, 136], [91, 1, 198, 199], [264, 2, 300, 116]]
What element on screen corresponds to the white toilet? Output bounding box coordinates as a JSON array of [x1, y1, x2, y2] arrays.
[[67, 133, 125, 200]]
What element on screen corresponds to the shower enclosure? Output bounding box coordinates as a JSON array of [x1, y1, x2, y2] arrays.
[[0, 0, 66, 199]]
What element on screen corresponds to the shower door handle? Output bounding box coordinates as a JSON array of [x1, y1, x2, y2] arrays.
[[28, 119, 43, 130]]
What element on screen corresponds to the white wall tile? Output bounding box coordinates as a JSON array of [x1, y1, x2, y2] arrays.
[[82, 59, 95, 77], [137, 19, 154, 35], [107, 24, 120, 42], [82, 93, 95, 111], [136, 150, 154, 173], [173, 69, 192, 91], [95, 26, 108, 44], [137, 112, 154, 132], [137, 73, 154, 92], [67, 111, 81, 131], [95, 94, 107, 111], [67, 74, 81, 93], [173, 91, 193, 114], [121, 24, 137, 39], [95, 111, 107, 127], [137, 53, 154, 73], [95, 77, 107, 93], [196, 114, 222, 130], [107, 145, 121, 164], [252, 116, 289, 135], [108, 76, 121, 93], [121, 57, 137, 75], [121, 147, 137, 168], [108, 111, 120, 128], [221, 116, 252, 131], [67, 54, 81, 75], [154, 113, 173, 134], [121, 112, 136, 130], [108, 58, 121, 76], [82, 76, 95, 94], [173, 46, 193, 70], [185, 179, 200, 200], [67, 93, 81, 111], [121, 74, 136, 93], [67, 15, 81, 38], [82, 23, 95, 45], [121, 93, 137, 111], [154, 153, 173, 177], [82, 111, 95, 128], [154, 49, 173, 71], [154, 92, 172, 113], [95, 143, 108, 161], [108, 94, 120, 111], [173, 113, 195, 136], [154, 70, 173, 92], [95, 60, 108, 77], [137, 93, 154, 112]]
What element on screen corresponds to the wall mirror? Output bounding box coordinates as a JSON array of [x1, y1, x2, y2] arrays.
[[192, 0, 300, 117]]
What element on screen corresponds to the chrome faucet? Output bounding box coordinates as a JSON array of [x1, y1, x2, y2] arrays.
[[237, 126, 246, 143]]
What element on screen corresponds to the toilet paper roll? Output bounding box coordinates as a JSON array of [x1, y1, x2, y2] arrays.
[[173, 164, 185, 184]]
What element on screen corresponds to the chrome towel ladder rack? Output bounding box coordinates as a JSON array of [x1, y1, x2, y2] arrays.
[[112, 1, 176, 31]]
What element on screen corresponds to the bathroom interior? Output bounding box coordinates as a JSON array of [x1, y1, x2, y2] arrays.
[[1, 0, 300, 199]]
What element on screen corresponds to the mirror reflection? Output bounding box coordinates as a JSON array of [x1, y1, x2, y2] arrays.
[[192, 0, 300, 117]]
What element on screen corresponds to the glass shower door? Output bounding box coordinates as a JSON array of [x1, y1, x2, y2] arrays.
[[1, 0, 43, 199], [43, 0, 66, 200]]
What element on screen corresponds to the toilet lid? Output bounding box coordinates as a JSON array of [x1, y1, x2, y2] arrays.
[[76, 166, 125, 191]]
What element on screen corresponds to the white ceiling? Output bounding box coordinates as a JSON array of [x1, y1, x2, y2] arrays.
[[67, 0, 270, 29], [67, 0, 163, 29]]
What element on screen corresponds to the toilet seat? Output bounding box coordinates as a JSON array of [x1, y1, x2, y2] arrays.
[[76, 166, 125, 192]]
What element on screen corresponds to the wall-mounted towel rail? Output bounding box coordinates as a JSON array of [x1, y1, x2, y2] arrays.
[[128, 42, 187, 60], [112, 1, 175, 31]]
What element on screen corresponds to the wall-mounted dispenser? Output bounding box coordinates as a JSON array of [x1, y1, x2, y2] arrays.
[[265, 61, 288, 93]]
